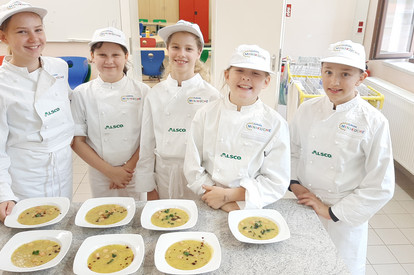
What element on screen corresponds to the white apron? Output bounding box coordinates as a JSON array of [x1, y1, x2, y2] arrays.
[[9, 145, 73, 199], [155, 153, 199, 200], [320, 217, 367, 275]]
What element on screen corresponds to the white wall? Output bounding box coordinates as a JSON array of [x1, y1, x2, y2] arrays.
[[282, 0, 358, 59]]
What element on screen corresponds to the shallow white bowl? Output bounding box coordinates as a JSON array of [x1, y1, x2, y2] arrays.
[[75, 197, 135, 228], [228, 209, 290, 244], [73, 234, 144, 275], [154, 231, 221, 274], [4, 197, 70, 228], [141, 199, 198, 231], [0, 230, 72, 272]]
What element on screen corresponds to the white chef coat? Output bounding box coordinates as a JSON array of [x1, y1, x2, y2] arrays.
[[71, 75, 149, 198], [135, 74, 221, 199], [184, 93, 290, 209], [0, 57, 75, 203], [290, 95, 395, 275]]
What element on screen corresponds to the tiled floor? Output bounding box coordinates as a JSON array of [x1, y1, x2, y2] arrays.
[[72, 153, 414, 274]]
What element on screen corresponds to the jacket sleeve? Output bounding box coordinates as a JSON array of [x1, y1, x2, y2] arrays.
[[240, 120, 291, 209], [331, 120, 395, 226], [184, 109, 215, 195], [0, 98, 18, 203], [70, 88, 87, 136], [135, 96, 157, 192], [289, 108, 302, 183]]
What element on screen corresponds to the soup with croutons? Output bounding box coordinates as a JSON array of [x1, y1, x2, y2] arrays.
[[85, 204, 127, 225], [151, 208, 189, 228], [238, 216, 279, 240], [87, 244, 134, 273], [17, 205, 61, 225], [11, 240, 61, 267], [165, 239, 212, 270]]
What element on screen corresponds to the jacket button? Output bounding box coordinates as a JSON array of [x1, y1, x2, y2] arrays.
[[166, 112, 170, 116], [309, 160, 313, 164], [328, 190, 332, 193]]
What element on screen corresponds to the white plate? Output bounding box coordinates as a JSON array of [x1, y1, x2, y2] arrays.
[[4, 197, 70, 228], [73, 234, 144, 275], [154, 232, 221, 274], [0, 230, 72, 272], [141, 199, 198, 231], [75, 197, 136, 228], [228, 209, 290, 244]]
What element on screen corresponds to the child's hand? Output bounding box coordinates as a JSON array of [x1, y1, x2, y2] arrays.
[[107, 166, 133, 189], [297, 193, 330, 220], [220, 202, 240, 212], [0, 200, 16, 223], [201, 185, 227, 209]]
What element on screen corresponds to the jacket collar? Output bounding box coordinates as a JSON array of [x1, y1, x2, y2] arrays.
[[166, 73, 202, 88], [330, 93, 361, 112], [224, 91, 262, 112], [95, 75, 128, 89], [3, 57, 57, 101]]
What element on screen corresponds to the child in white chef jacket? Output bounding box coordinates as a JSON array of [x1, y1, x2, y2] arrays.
[[135, 20, 220, 200], [184, 45, 290, 212], [71, 27, 149, 199], [289, 40, 395, 275], [0, 0, 75, 222]]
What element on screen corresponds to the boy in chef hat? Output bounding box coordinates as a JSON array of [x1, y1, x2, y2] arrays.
[[289, 40, 395, 274]]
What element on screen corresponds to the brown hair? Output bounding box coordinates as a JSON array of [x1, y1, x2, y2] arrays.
[[90, 42, 129, 75], [162, 31, 210, 82], [221, 66, 270, 89]]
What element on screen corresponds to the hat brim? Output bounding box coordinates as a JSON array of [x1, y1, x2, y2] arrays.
[[230, 63, 275, 75], [0, 7, 47, 26], [158, 25, 204, 47], [88, 39, 128, 50], [320, 56, 365, 71]]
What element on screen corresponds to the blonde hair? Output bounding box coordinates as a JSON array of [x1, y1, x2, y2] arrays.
[[0, 12, 44, 56], [162, 31, 210, 82]]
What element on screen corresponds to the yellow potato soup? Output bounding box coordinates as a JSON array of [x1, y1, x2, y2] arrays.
[[238, 216, 279, 240], [151, 208, 189, 228], [165, 239, 213, 270], [85, 204, 127, 225], [17, 205, 61, 225], [11, 240, 61, 268], [87, 244, 134, 273]]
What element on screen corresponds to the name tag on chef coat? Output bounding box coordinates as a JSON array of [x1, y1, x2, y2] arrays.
[[241, 122, 272, 142], [121, 95, 142, 102], [187, 96, 209, 105]]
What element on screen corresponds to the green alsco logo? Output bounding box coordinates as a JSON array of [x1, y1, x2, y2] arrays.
[[220, 152, 242, 160], [105, 124, 124, 129], [44, 107, 60, 117], [168, 128, 186, 132], [312, 150, 332, 158]]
